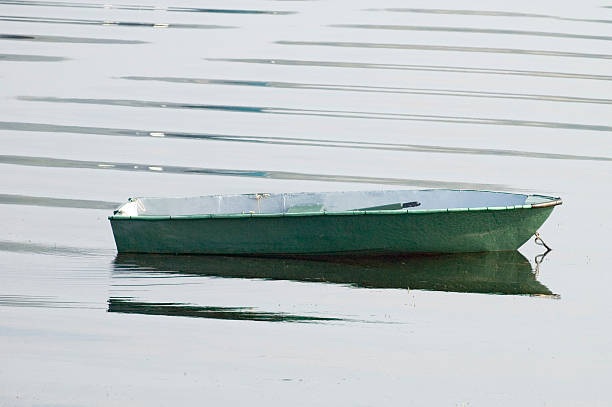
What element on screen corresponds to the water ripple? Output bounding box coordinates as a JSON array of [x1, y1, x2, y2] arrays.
[[0, 33, 147, 44], [277, 41, 612, 60], [3, 121, 610, 162], [331, 24, 612, 41], [0, 53, 66, 61], [208, 58, 612, 81], [366, 8, 612, 25], [0, 154, 509, 190], [121, 76, 612, 105], [0, 193, 118, 209], [0, 295, 99, 309], [0, 0, 295, 14], [108, 298, 344, 323], [0, 240, 110, 257], [18, 96, 612, 132], [0, 15, 234, 29]]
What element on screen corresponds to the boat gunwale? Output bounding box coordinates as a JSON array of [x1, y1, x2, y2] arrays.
[[108, 197, 562, 221]]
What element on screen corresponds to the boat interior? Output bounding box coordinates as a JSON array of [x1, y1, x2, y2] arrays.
[[113, 189, 556, 217]]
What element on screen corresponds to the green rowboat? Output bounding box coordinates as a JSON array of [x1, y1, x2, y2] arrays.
[[108, 189, 562, 255]]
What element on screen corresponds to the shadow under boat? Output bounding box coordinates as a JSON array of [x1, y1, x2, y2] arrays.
[[112, 251, 556, 297]]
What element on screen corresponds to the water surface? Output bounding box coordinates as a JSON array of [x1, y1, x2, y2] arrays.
[[1, 0, 611, 405]]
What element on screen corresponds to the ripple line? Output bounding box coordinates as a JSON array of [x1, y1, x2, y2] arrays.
[[0, 33, 146, 44], [366, 8, 612, 25], [331, 24, 612, 41], [108, 298, 343, 323], [0, 0, 294, 14], [2, 121, 611, 162], [277, 41, 612, 60], [0, 193, 118, 209], [0, 294, 99, 309], [0, 53, 66, 61], [207, 58, 612, 81], [0, 154, 509, 190], [18, 96, 612, 132], [121, 76, 612, 104], [0, 240, 110, 257], [0, 15, 234, 29]]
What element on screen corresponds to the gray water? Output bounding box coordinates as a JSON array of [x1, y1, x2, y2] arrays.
[[1, 0, 611, 405]]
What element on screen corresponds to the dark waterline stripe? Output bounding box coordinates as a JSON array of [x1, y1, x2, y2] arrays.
[[0, 0, 294, 14], [121, 76, 612, 105], [0, 295, 100, 309], [0, 33, 147, 44], [0, 15, 233, 29], [0, 240, 110, 257], [331, 24, 612, 41], [108, 298, 342, 323], [277, 41, 612, 60], [3, 121, 611, 162], [0, 154, 510, 190], [207, 58, 612, 81], [0, 193, 119, 209], [0, 53, 66, 61], [366, 8, 612, 25], [166, 8, 293, 15], [18, 96, 612, 132]]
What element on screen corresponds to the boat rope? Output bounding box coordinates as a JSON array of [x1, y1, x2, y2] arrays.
[[534, 250, 550, 276], [534, 231, 552, 251]]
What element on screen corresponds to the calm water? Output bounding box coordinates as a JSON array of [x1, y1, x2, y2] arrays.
[[1, 0, 611, 405]]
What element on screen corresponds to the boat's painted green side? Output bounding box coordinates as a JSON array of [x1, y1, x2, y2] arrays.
[[109, 205, 555, 255]]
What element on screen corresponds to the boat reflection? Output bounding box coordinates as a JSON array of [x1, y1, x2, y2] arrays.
[[112, 251, 556, 297], [107, 298, 344, 323]]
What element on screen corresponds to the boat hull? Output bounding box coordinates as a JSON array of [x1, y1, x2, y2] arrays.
[[110, 206, 554, 255]]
